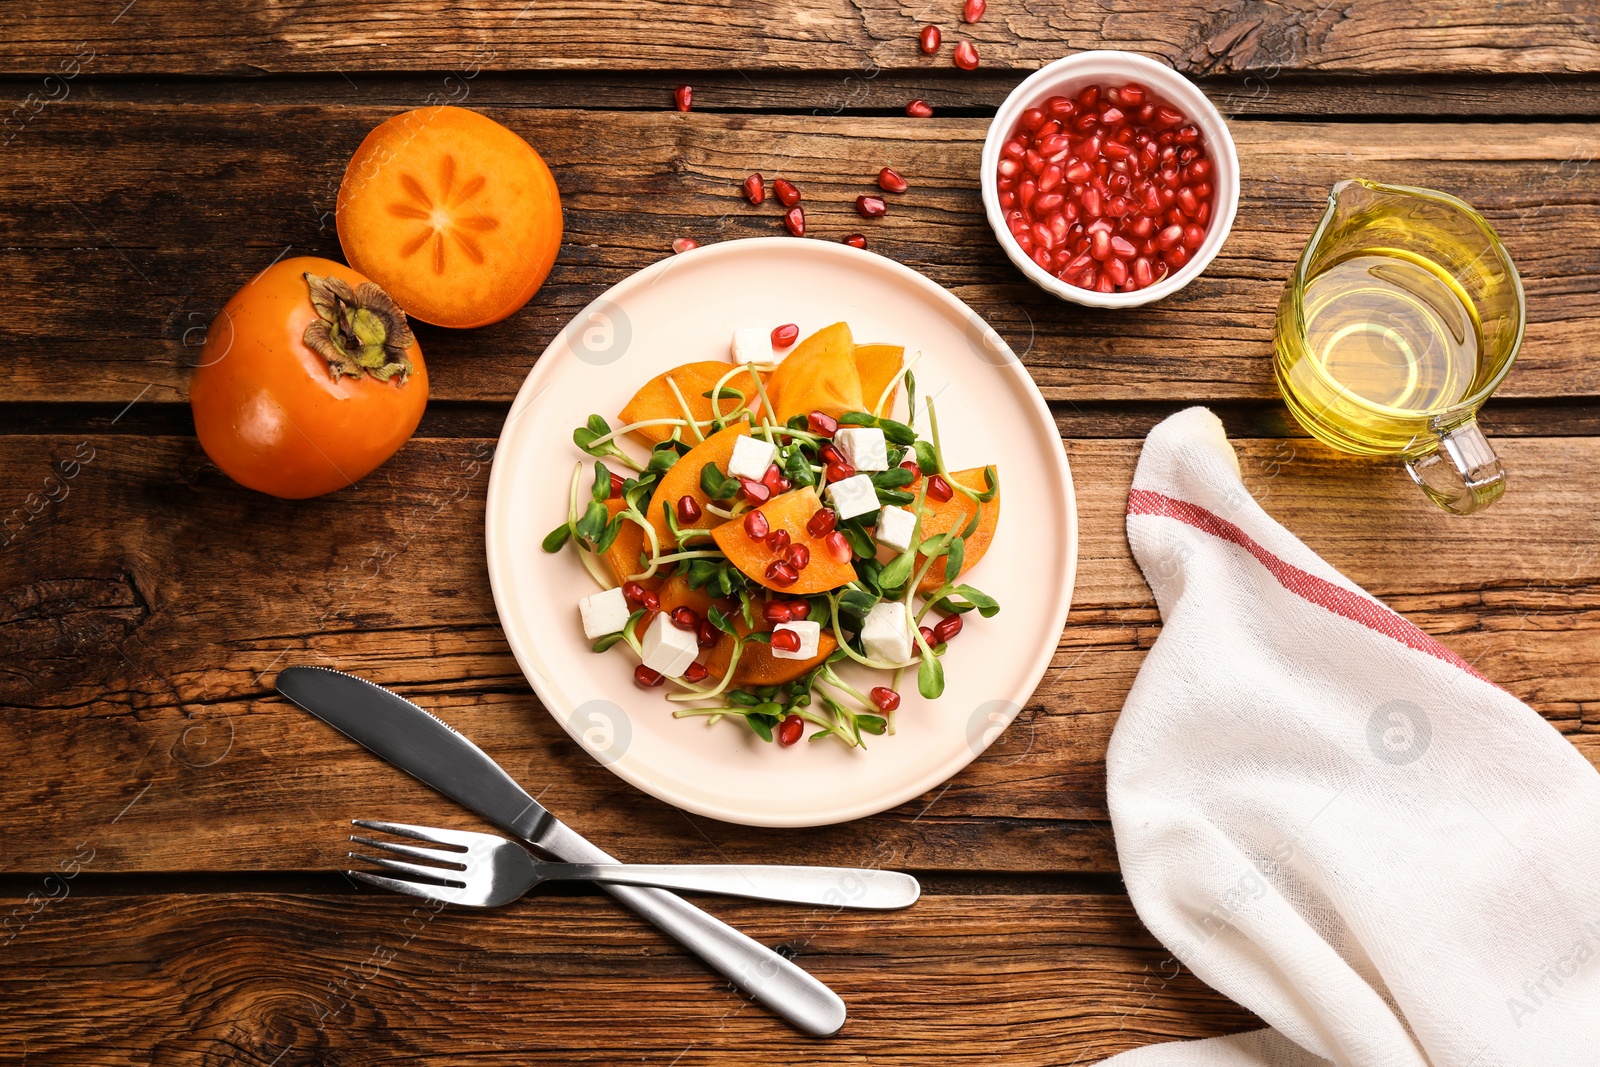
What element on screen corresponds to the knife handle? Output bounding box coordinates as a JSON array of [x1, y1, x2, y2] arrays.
[[535, 820, 847, 1036]]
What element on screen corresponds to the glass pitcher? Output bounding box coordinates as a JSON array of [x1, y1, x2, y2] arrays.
[[1274, 179, 1525, 515]]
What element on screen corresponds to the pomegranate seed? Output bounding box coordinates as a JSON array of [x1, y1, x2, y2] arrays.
[[673, 85, 692, 112], [788, 599, 811, 620], [676, 494, 702, 524], [671, 237, 699, 254], [634, 664, 665, 687], [776, 475, 793, 493], [807, 410, 838, 436], [918, 24, 941, 54], [740, 477, 772, 503], [766, 560, 799, 587], [934, 614, 963, 643], [918, 625, 936, 647], [761, 464, 784, 494], [671, 606, 700, 631], [697, 619, 719, 649], [683, 661, 709, 683], [842, 233, 868, 248], [824, 530, 851, 563], [952, 41, 979, 70], [782, 205, 805, 237], [878, 167, 908, 193], [609, 471, 626, 498], [764, 600, 795, 624], [1119, 83, 1147, 106], [771, 628, 802, 653], [742, 173, 766, 206], [900, 458, 919, 475], [778, 714, 804, 746], [807, 507, 837, 537], [856, 195, 887, 219], [906, 99, 934, 118], [766, 529, 791, 553], [786, 543, 811, 570], [962, 0, 986, 22], [819, 443, 844, 465], [927, 474, 953, 502], [622, 581, 646, 604], [773, 178, 801, 207], [771, 323, 799, 347], [641, 590, 661, 612], [826, 461, 856, 483], [744, 510, 770, 540], [870, 686, 901, 712], [1156, 223, 1184, 250]]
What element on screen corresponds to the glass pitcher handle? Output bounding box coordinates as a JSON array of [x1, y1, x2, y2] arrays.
[[1404, 419, 1506, 515]]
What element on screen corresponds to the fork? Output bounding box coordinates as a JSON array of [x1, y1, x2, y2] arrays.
[[347, 820, 921, 910]]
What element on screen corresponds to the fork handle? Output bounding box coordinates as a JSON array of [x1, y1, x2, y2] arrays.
[[532, 819, 847, 1036], [545, 863, 920, 910]]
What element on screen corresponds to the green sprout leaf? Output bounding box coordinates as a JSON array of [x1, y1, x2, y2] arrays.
[[917, 644, 945, 698], [944, 536, 965, 583], [541, 522, 572, 552]]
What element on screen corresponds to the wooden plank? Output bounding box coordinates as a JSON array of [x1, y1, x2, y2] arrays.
[[0, 890, 1259, 1063], [1, 107, 1597, 404], [2, 1, 1597, 76], [3, 433, 1596, 874]]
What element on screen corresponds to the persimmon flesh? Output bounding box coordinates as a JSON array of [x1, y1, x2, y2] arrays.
[[712, 485, 857, 595], [618, 362, 766, 447]]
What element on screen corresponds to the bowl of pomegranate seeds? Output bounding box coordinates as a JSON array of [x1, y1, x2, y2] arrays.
[[982, 50, 1239, 307]]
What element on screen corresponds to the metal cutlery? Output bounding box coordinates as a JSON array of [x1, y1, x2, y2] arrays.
[[348, 819, 921, 909], [275, 665, 849, 1036]]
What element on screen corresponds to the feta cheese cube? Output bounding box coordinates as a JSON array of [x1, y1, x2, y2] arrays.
[[826, 472, 879, 520], [726, 434, 777, 482], [640, 612, 700, 678], [833, 427, 888, 471], [579, 586, 631, 640], [730, 327, 771, 365], [873, 505, 916, 554], [771, 620, 821, 660], [860, 601, 914, 664]]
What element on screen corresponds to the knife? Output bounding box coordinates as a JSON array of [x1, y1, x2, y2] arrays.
[[276, 665, 847, 1036]]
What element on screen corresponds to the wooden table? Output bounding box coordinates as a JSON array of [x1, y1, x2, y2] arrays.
[[3, 3, 1597, 1061]]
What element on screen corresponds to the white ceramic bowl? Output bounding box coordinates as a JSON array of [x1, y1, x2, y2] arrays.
[[981, 50, 1240, 309]]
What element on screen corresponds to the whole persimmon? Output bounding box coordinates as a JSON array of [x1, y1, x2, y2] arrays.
[[336, 106, 563, 329], [189, 256, 428, 499]]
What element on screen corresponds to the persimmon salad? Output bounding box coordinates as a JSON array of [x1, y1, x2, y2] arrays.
[[543, 321, 1001, 749]]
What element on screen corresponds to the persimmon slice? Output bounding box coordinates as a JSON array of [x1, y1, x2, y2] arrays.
[[712, 485, 857, 595], [855, 343, 905, 416], [337, 106, 563, 329], [768, 322, 864, 423], [647, 421, 750, 551], [908, 467, 1000, 592], [618, 362, 766, 447]]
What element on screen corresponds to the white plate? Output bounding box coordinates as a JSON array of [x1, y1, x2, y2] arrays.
[[485, 237, 1077, 827]]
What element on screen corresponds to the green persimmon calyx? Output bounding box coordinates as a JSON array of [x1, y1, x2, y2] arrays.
[[301, 272, 416, 384]]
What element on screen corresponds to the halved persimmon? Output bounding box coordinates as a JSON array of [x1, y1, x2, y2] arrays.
[[908, 467, 1000, 592], [647, 421, 750, 551], [618, 362, 766, 447], [855, 343, 904, 416], [712, 485, 856, 596], [336, 106, 563, 329], [767, 322, 864, 424]]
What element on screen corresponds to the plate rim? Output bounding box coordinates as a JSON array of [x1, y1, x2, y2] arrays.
[[485, 236, 1078, 827]]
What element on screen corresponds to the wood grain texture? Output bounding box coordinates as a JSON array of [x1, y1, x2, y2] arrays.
[[2, 433, 1595, 874], [0, 890, 1259, 1064], [2, 1, 1598, 76], [1, 107, 1597, 405]]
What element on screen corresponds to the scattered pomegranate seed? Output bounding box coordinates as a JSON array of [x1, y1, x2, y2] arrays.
[[842, 233, 867, 248], [900, 458, 919, 475], [775, 474, 792, 493], [773, 178, 802, 208], [806, 508, 837, 538], [786, 543, 811, 570], [634, 664, 665, 687], [761, 465, 784, 496], [608, 471, 626, 498], [953, 41, 979, 70], [640, 589, 661, 612], [918, 24, 942, 54], [771, 323, 799, 348], [878, 167, 908, 194], [766, 560, 800, 587], [683, 661, 709, 683], [622, 581, 646, 604], [744, 510, 770, 540], [934, 614, 963, 643], [870, 686, 901, 712], [766, 529, 791, 553], [824, 530, 851, 563], [742, 173, 766, 206], [764, 600, 795, 624], [807, 410, 838, 436], [905, 99, 934, 118], [740, 477, 772, 503], [671, 606, 700, 631], [771, 628, 802, 653], [789, 599, 811, 620], [673, 85, 693, 112], [778, 714, 804, 746], [671, 237, 699, 254], [825, 461, 856, 483], [783, 205, 805, 237], [819, 443, 844, 466], [676, 494, 702, 524], [962, 0, 986, 22], [856, 195, 887, 219], [927, 474, 953, 502], [697, 619, 719, 648]]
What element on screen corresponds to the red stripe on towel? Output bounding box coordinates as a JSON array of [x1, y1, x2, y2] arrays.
[[1128, 487, 1485, 680]]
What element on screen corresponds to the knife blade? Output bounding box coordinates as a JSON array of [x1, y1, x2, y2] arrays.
[[276, 665, 847, 1036]]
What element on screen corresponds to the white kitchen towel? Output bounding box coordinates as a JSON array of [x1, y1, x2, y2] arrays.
[[1099, 407, 1600, 1067]]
